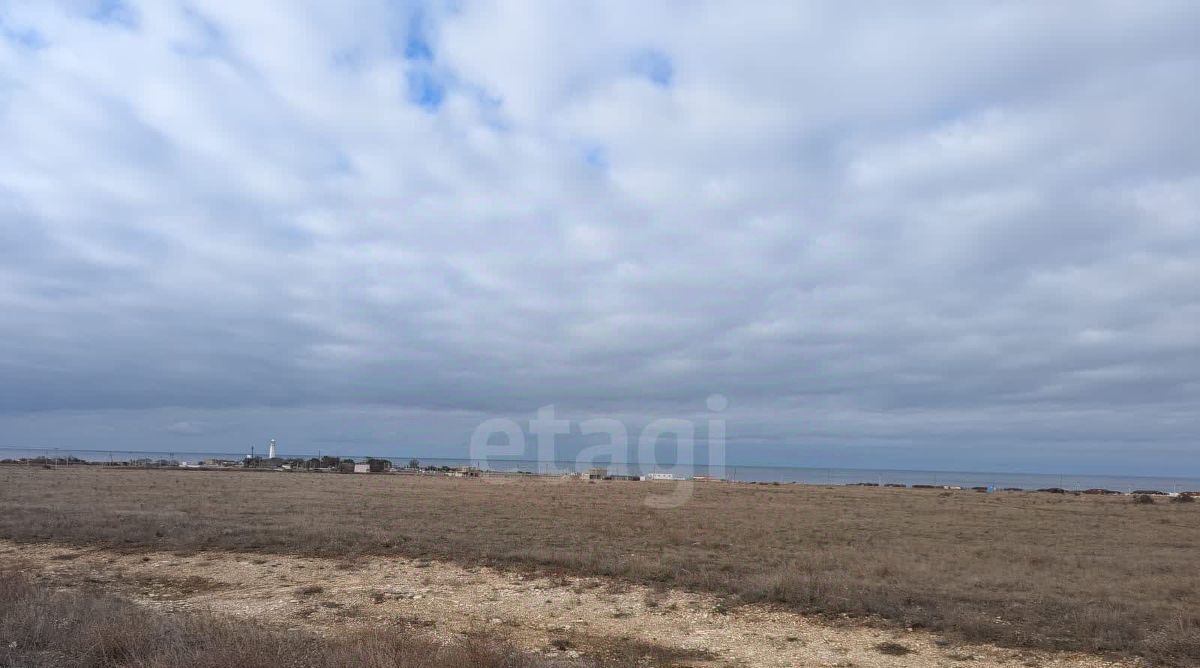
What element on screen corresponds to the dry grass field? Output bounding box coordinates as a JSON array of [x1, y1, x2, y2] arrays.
[[0, 572, 594, 668], [1, 467, 1197, 664]]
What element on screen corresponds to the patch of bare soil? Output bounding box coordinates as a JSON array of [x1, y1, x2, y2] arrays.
[[0, 540, 1134, 668]]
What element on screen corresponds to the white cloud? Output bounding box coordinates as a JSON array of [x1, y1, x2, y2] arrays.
[[0, 0, 1198, 472]]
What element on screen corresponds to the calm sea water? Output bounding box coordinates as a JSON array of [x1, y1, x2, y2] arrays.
[[9, 448, 1199, 493], [455, 460, 1200, 492]]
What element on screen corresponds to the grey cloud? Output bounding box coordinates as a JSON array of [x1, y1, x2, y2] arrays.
[[0, 1, 1198, 472]]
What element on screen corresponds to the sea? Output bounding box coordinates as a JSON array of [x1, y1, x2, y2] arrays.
[[425, 459, 1200, 493], [6, 446, 1199, 493]]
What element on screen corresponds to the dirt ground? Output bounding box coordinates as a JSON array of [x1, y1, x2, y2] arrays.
[[4, 467, 1196, 662], [0, 540, 1135, 668]]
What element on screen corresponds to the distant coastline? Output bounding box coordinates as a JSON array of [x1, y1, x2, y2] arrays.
[[3, 447, 1198, 494]]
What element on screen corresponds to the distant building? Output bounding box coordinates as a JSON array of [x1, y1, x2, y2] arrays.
[[643, 472, 679, 481], [367, 458, 392, 473], [353, 463, 370, 474], [584, 467, 608, 480]]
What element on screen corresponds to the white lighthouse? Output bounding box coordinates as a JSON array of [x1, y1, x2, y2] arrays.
[[267, 439, 277, 460]]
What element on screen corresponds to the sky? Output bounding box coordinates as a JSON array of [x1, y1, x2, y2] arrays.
[[1, 1, 1198, 475]]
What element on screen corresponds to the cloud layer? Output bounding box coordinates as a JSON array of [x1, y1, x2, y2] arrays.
[[1, 1, 1198, 472]]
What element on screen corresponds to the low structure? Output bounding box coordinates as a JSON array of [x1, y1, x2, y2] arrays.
[[643, 472, 679, 481]]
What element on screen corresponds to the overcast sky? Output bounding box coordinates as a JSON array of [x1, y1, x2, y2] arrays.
[[1, 1, 1198, 474]]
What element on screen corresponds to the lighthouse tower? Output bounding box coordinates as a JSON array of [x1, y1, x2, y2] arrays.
[[268, 439, 277, 459]]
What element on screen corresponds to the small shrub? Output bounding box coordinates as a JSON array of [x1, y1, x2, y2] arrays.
[[1133, 494, 1156, 505], [295, 584, 324, 596], [875, 641, 914, 656], [549, 637, 571, 651]]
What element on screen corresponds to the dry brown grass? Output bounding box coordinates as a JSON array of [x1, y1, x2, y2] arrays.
[[1, 467, 1198, 664], [0, 572, 589, 668]]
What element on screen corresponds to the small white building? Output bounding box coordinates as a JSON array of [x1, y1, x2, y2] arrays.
[[643, 472, 679, 481]]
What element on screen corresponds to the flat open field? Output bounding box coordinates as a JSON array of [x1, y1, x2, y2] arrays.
[[0, 538, 1130, 668], [1, 467, 1197, 665]]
